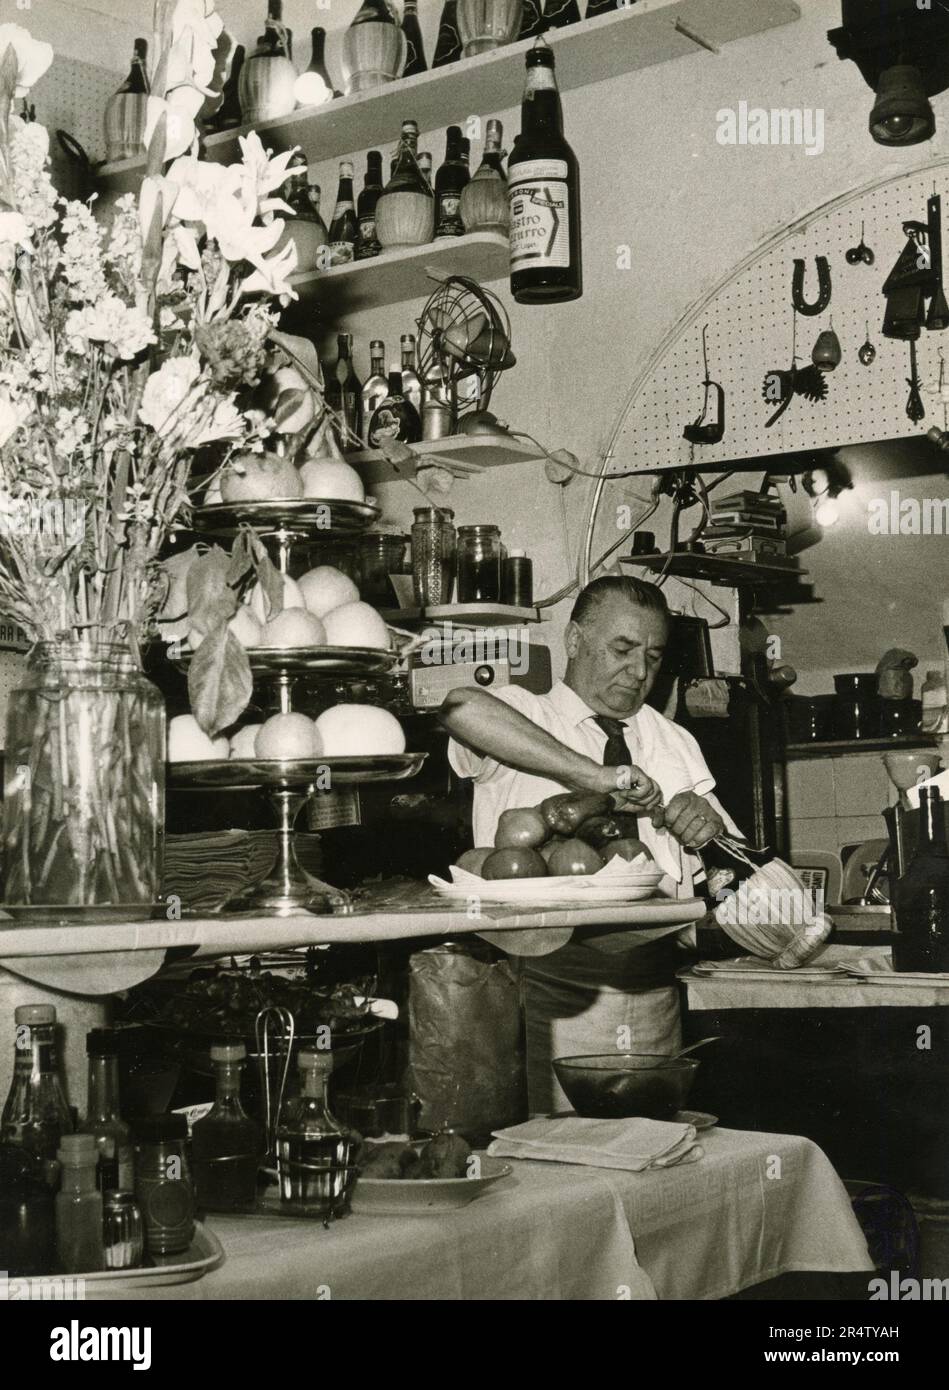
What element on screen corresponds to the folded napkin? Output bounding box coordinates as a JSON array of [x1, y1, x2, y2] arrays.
[[162, 831, 279, 913], [487, 1115, 703, 1173]]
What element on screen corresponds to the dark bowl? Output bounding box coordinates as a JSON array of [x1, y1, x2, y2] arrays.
[[553, 1053, 699, 1120]]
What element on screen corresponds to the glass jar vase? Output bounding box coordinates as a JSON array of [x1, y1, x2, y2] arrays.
[[1, 641, 165, 915]]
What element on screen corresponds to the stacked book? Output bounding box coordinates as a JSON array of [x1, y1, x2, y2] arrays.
[[701, 490, 793, 565]]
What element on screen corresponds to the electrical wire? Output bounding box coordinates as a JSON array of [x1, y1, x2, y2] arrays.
[[536, 495, 660, 608], [666, 576, 733, 629]]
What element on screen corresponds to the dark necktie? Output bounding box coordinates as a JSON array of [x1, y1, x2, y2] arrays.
[[593, 715, 631, 767]]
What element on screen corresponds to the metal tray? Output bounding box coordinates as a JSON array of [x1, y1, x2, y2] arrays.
[[192, 498, 379, 537], [167, 752, 427, 790], [21, 1222, 224, 1296]]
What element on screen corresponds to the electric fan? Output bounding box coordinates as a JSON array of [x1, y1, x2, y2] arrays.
[[415, 274, 516, 425]]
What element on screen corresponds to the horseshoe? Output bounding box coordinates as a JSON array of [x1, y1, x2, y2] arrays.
[[791, 257, 832, 316]]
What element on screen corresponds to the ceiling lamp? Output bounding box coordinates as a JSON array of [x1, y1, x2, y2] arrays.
[[803, 459, 853, 528], [828, 0, 949, 146]]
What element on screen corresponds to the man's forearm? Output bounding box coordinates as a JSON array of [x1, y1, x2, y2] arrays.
[[439, 688, 606, 794]]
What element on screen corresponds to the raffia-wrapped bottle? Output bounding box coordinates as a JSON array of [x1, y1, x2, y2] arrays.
[[103, 39, 149, 164]]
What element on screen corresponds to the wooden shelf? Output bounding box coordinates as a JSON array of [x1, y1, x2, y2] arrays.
[[349, 431, 543, 481], [785, 736, 938, 760], [380, 603, 545, 628], [99, 0, 800, 187], [621, 551, 807, 586], [289, 232, 508, 317]]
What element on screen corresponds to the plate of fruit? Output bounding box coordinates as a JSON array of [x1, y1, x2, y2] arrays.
[[353, 1133, 513, 1215], [429, 793, 665, 903]]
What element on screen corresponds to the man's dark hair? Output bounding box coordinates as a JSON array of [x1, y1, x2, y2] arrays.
[[569, 575, 670, 626]]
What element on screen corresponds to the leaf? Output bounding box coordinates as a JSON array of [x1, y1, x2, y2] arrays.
[[188, 626, 253, 738], [145, 107, 168, 175], [0, 47, 18, 153], [273, 387, 306, 429], [255, 547, 283, 620], [226, 528, 256, 587], [186, 544, 238, 635], [268, 328, 324, 394]]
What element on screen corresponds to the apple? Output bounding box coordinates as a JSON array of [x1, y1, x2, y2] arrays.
[[481, 847, 548, 880], [495, 807, 548, 849], [546, 838, 605, 877], [456, 848, 493, 875]]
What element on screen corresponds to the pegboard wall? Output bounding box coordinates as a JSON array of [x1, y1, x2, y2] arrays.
[[29, 55, 123, 199], [614, 157, 949, 474]]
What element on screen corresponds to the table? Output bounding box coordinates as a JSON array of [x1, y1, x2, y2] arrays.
[[108, 1128, 872, 1302]]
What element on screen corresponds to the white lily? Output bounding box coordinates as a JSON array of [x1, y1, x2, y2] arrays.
[[241, 238, 299, 300], [0, 24, 53, 98], [143, 94, 197, 162], [0, 386, 30, 448], [164, 155, 241, 226]]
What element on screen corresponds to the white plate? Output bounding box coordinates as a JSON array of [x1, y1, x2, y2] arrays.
[[351, 1155, 513, 1216], [429, 859, 665, 905]]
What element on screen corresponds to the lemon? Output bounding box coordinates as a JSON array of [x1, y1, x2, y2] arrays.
[[168, 714, 229, 762], [247, 574, 305, 625], [297, 566, 360, 619], [298, 458, 365, 502], [322, 601, 390, 650], [258, 609, 327, 648], [221, 452, 303, 503], [315, 704, 405, 756], [254, 713, 322, 760], [229, 724, 263, 759]]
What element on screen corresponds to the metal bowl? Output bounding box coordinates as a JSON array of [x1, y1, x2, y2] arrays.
[[553, 1053, 700, 1120]]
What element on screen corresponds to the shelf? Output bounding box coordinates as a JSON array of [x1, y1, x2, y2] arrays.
[[785, 737, 939, 761], [349, 431, 544, 481], [289, 232, 508, 317], [380, 603, 545, 628], [98, 0, 800, 190], [621, 551, 807, 587]]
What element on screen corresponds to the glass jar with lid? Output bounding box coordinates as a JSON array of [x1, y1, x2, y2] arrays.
[[411, 507, 456, 606], [359, 532, 410, 606], [456, 524, 502, 603]]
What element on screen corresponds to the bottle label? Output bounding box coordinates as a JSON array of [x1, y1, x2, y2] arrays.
[[509, 161, 571, 270], [359, 215, 377, 243]]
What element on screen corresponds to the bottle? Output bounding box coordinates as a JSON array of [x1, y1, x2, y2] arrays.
[[297, 26, 340, 103], [509, 38, 582, 304], [920, 667, 949, 734], [461, 119, 509, 234], [355, 150, 385, 260], [433, 0, 463, 67], [434, 125, 469, 238], [208, 43, 245, 132], [1, 1005, 73, 1179], [327, 160, 359, 265], [402, 0, 428, 77], [502, 550, 534, 606], [275, 1051, 358, 1219], [103, 38, 150, 163], [892, 787, 949, 972], [418, 150, 433, 188], [362, 340, 389, 433], [457, 524, 503, 602], [368, 369, 422, 447], [326, 333, 364, 450], [377, 121, 435, 247], [0, 1143, 55, 1277], [192, 1043, 261, 1212], [133, 1115, 195, 1258], [400, 333, 423, 414], [277, 153, 329, 271], [543, 0, 582, 25], [389, 117, 420, 176], [239, 1, 297, 126], [55, 1134, 103, 1274], [586, 0, 619, 14], [80, 1029, 133, 1196], [519, 0, 546, 39]]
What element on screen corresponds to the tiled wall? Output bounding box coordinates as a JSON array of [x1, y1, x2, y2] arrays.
[[783, 754, 897, 858]]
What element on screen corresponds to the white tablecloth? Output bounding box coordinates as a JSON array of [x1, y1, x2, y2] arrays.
[[108, 1127, 873, 1301]]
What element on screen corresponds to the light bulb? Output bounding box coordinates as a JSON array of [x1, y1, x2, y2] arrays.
[[814, 497, 839, 527], [293, 72, 331, 107]]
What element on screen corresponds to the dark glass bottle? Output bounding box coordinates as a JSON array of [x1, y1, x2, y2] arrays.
[[418, 150, 433, 188], [80, 1029, 133, 1196], [384, 121, 433, 197], [402, 0, 428, 77], [892, 788, 949, 972], [509, 39, 582, 304], [302, 26, 341, 100], [120, 38, 149, 95], [103, 38, 150, 162], [543, 0, 581, 25], [327, 160, 359, 265], [390, 117, 419, 177], [362, 340, 389, 436], [351, 0, 397, 21], [433, 0, 463, 67], [368, 369, 422, 446], [460, 118, 509, 234], [326, 333, 364, 450], [520, 0, 546, 39], [210, 44, 245, 130], [1, 1005, 73, 1181], [192, 1043, 261, 1212], [586, 0, 620, 15], [434, 125, 470, 237], [400, 333, 423, 413], [356, 150, 384, 259]]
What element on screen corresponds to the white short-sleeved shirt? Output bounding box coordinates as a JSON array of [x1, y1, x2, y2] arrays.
[[447, 679, 739, 895]]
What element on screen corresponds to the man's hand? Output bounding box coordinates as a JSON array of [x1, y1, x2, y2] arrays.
[[595, 763, 664, 814], [652, 791, 723, 849]]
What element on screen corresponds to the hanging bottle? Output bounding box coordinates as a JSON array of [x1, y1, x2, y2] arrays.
[[892, 787, 949, 972], [368, 369, 423, 447], [276, 153, 329, 271], [327, 160, 359, 265], [433, 0, 463, 67], [376, 120, 435, 249], [434, 125, 470, 238], [362, 341, 389, 438], [458, 0, 524, 56], [586, 0, 619, 14], [326, 333, 364, 449], [400, 334, 424, 414], [341, 0, 407, 96], [402, 0, 428, 77], [1, 1005, 73, 1184], [103, 38, 150, 164], [80, 1029, 133, 1196], [295, 26, 340, 104], [509, 38, 582, 303], [275, 1051, 359, 1219], [519, 0, 546, 39], [192, 1043, 261, 1212], [239, 1, 297, 125], [355, 150, 385, 259], [55, 1134, 104, 1275], [543, 0, 581, 26], [461, 119, 509, 235]]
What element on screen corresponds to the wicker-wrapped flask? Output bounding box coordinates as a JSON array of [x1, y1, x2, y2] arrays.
[[103, 38, 149, 164]]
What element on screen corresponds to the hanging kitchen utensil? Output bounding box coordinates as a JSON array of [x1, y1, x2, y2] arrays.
[[682, 323, 725, 445], [762, 363, 827, 428], [858, 322, 876, 365], [811, 323, 842, 371], [883, 195, 949, 339], [906, 340, 925, 422], [791, 256, 832, 316], [845, 222, 874, 266]]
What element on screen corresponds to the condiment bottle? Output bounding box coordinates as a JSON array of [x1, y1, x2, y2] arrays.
[[0, 1142, 55, 1277], [457, 524, 502, 603], [102, 1191, 144, 1271], [133, 1114, 195, 1258], [81, 1028, 133, 1195], [1, 1004, 73, 1184], [501, 550, 534, 607], [192, 1042, 261, 1212], [55, 1133, 104, 1274], [275, 1051, 359, 1219], [892, 786, 949, 973]]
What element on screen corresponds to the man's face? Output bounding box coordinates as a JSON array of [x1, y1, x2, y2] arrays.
[[565, 595, 669, 717]]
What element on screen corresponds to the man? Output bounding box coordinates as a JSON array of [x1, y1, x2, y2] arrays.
[[440, 574, 739, 1113]]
